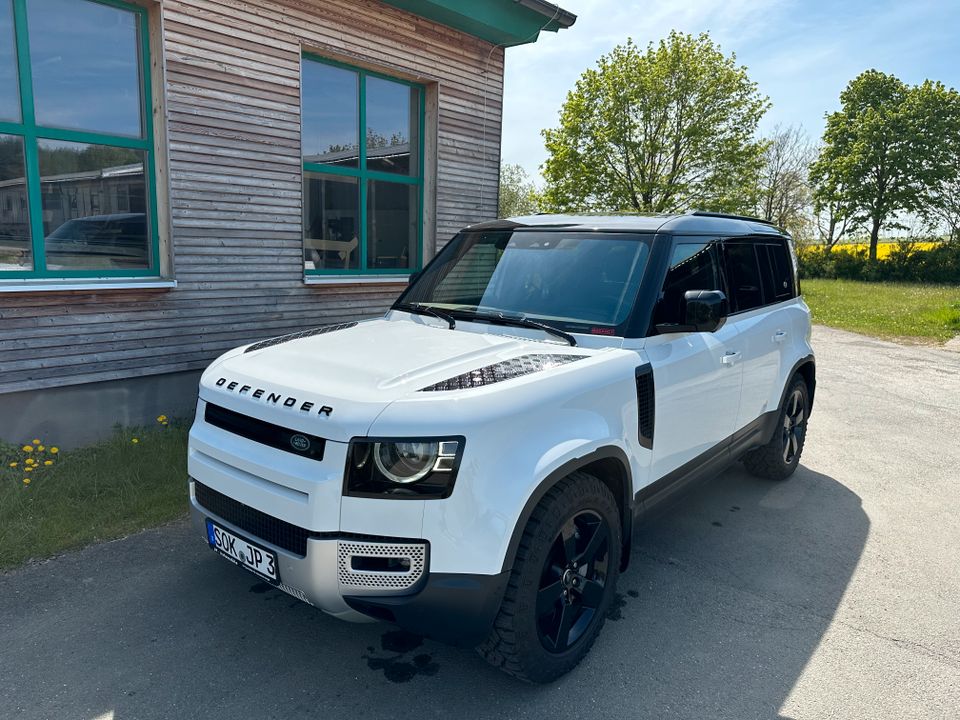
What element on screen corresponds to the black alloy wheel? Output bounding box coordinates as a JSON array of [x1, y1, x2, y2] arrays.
[[477, 471, 622, 682], [782, 387, 806, 464], [742, 374, 810, 480], [536, 510, 610, 653]]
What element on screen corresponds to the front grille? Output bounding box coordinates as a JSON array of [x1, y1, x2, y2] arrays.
[[195, 481, 309, 556], [204, 403, 325, 461], [635, 365, 655, 449], [337, 540, 427, 594]]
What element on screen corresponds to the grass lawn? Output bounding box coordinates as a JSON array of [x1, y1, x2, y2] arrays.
[[801, 279, 960, 343], [0, 422, 189, 571]]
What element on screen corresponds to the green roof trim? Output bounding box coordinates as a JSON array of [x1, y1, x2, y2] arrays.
[[380, 0, 576, 47]]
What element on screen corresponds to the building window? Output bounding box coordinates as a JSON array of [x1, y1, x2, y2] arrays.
[[301, 54, 424, 276], [0, 0, 159, 279]]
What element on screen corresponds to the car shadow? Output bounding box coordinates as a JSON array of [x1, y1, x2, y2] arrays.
[[11, 462, 866, 720]]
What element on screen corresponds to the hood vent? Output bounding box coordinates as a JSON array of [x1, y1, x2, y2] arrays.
[[245, 322, 358, 353], [421, 354, 588, 392]]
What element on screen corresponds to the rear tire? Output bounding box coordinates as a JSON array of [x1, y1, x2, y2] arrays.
[[742, 375, 809, 480], [477, 471, 622, 683]]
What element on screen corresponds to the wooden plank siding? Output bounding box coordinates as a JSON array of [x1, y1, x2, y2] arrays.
[[0, 0, 503, 395]]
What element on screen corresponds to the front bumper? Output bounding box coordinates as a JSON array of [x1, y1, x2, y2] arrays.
[[189, 480, 508, 645]]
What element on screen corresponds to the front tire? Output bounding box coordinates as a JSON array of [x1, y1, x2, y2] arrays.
[[742, 375, 809, 480], [477, 471, 622, 683]]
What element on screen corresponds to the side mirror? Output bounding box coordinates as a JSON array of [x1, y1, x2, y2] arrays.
[[654, 289, 728, 335], [683, 289, 728, 332]]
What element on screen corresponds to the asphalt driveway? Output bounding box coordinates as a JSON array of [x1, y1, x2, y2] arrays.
[[2, 326, 958, 719]]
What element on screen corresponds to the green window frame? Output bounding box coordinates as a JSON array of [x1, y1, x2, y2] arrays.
[[0, 0, 160, 280], [301, 53, 425, 277]]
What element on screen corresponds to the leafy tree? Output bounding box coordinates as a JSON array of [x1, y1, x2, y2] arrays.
[[498, 163, 540, 218], [0, 136, 25, 182], [810, 70, 960, 260], [541, 32, 768, 214]]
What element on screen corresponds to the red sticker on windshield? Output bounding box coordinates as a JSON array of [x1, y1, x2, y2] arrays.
[[590, 327, 615, 335]]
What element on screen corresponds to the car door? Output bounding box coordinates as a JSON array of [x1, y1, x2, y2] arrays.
[[644, 237, 744, 482], [723, 237, 792, 431]]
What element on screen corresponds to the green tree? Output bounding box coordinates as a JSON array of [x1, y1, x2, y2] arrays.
[[541, 32, 768, 214], [498, 162, 540, 218], [810, 70, 960, 260]]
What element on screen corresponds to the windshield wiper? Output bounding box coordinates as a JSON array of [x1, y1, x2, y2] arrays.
[[455, 310, 577, 346], [394, 302, 456, 329]]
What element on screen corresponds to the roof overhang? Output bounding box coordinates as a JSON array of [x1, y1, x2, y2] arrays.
[[379, 0, 576, 47]]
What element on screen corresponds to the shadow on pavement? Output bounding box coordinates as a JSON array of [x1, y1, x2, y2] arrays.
[[2, 463, 866, 720]]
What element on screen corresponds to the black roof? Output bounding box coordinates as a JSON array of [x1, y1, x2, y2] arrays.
[[468, 211, 786, 237]]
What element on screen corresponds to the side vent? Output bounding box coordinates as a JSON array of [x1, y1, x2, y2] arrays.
[[245, 322, 357, 353], [635, 365, 655, 449], [421, 354, 589, 392]]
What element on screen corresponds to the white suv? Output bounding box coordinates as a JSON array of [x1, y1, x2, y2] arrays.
[[188, 212, 815, 682]]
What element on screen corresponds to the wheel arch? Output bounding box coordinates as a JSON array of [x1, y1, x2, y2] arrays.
[[786, 355, 816, 414], [501, 446, 634, 575]]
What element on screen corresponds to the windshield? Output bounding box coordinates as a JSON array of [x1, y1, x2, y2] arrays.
[[397, 230, 652, 333]]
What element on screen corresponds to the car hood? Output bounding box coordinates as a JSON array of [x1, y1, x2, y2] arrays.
[[198, 316, 598, 442]]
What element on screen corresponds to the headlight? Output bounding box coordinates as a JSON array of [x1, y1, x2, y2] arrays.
[[345, 437, 463, 499]]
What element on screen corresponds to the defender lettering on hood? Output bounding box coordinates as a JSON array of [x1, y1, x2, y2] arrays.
[[214, 377, 333, 416]]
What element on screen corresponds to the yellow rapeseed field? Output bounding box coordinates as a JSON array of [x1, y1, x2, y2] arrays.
[[821, 241, 941, 259]]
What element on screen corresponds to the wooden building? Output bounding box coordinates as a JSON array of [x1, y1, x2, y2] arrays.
[[0, 0, 575, 446]]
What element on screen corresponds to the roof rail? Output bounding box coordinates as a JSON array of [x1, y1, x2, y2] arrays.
[[687, 210, 777, 226]]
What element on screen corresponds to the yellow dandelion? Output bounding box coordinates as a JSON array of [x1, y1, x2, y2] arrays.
[[23, 478, 30, 485], [8, 462, 17, 468], [24, 466, 33, 472], [44, 460, 53, 466], [50, 447, 59, 454], [132, 438, 139, 444], [22, 445, 33, 453], [32, 439, 40, 445], [25, 458, 35, 466], [156, 415, 168, 423], [37, 445, 45, 451]]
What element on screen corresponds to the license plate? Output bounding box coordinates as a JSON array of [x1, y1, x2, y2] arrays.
[[206, 520, 279, 582]]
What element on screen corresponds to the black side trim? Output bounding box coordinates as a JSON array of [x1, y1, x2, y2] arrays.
[[245, 321, 357, 353], [344, 571, 511, 647], [501, 446, 633, 573], [205, 403, 326, 462], [420, 354, 589, 392], [195, 481, 309, 556], [635, 364, 655, 449], [634, 409, 780, 518]]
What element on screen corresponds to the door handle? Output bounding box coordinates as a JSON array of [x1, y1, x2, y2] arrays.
[[721, 351, 742, 366], [773, 330, 787, 343]]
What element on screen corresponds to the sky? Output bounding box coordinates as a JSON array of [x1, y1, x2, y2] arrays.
[[501, 0, 960, 184]]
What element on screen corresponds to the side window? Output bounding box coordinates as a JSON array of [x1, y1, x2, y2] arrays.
[[653, 239, 723, 326], [762, 240, 794, 302], [723, 241, 765, 313]]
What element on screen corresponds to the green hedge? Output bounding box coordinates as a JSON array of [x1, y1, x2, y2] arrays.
[[798, 242, 960, 283]]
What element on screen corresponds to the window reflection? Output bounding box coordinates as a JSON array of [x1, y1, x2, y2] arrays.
[[367, 180, 417, 269], [27, 0, 143, 137], [38, 139, 149, 271], [366, 77, 419, 176], [0, 134, 30, 271], [303, 172, 359, 270], [302, 61, 359, 168], [0, 0, 19, 122]]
